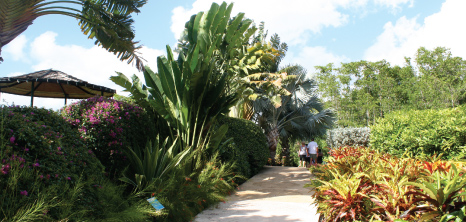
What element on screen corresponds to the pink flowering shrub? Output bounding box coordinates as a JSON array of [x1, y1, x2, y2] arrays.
[[0, 105, 106, 219], [61, 96, 153, 179]]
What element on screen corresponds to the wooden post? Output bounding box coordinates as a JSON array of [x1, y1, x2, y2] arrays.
[[30, 82, 34, 107]]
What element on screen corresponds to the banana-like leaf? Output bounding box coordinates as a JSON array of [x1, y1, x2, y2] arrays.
[[207, 124, 228, 151], [110, 72, 150, 109]]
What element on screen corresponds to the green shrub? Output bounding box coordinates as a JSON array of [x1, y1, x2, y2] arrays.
[[326, 127, 370, 148], [370, 106, 466, 160], [61, 96, 154, 178], [216, 116, 268, 179], [0, 106, 106, 220]]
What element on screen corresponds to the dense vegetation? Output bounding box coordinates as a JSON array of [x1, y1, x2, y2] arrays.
[[315, 47, 466, 127], [110, 2, 272, 221], [0, 106, 154, 221], [1, 2, 270, 221], [310, 146, 466, 222], [4, 0, 466, 221], [370, 106, 466, 160], [61, 96, 154, 179], [216, 116, 269, 179]]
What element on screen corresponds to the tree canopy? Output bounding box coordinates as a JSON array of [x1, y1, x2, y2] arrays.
[[315, 46, 466, 127]]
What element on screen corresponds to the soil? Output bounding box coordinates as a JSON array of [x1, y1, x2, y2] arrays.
[[194, 166, 320, 222]]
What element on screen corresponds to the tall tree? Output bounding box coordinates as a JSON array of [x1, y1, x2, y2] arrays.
[[313, 46, 466, 127], [415, 47, 466, 108], [315, 63, 353, 126], [0, 0, 146, 70]]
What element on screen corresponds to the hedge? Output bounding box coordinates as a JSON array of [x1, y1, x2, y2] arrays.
[[370, 106, 466, 160], [216, 116, 268, 179]]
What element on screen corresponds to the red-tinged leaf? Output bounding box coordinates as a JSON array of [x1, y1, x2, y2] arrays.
[[350, 208, 356, 220], [337, 211, 348, 220], [323, 190, 337, 195], [370, 198, 386, 208]]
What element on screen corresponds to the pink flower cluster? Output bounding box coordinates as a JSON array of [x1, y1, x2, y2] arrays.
[[20, 190, 28, 196], [1, 154, 26, 175], [1, 164, 10, 175], [62, 96, 145, 152], [60, 96, 149, 176]]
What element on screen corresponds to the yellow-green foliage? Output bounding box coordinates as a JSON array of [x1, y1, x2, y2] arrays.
[[370, 106, 466, 160]]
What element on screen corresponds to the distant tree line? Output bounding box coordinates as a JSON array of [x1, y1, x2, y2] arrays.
[[314, 47, 466, 127]]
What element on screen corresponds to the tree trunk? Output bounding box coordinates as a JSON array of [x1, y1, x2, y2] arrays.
[[280, 137, 291, 166], [267, 128, 279, 160]]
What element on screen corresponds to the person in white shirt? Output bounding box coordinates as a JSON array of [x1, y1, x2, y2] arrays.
[[307, 139, 318, 166], [297, 142, 307, 167]]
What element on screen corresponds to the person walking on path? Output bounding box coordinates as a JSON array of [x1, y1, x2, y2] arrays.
[[307, 139, 319, 166], [298, 142, 307, 167]]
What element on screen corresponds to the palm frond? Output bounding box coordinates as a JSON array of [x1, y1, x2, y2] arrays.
[[0, 0, 146, 69]]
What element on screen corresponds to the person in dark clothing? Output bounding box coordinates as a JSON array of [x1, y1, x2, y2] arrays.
[[317, 149, 323, 164]]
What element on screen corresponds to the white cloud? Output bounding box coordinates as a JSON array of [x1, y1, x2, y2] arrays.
[[1, 32, 164, 110], [284, 46, 350, 78], [170, 0, 413, 46], [4, 35, 28, 62], [364, 0, 466, 66], [171, 0, 355, 46], [375, 0, 414, 9]]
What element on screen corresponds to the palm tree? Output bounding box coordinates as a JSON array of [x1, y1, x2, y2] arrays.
[[253, 65, 335, 159], [0, 0, 146, 70]]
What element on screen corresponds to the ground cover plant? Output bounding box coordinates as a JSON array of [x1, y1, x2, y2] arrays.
[[61, 96, 154, 179], [309, 146, 466, 222], [370, 106, 466, 160]]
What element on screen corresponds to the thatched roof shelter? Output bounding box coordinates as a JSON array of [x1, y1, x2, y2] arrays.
[[0, 69, 115, 106]]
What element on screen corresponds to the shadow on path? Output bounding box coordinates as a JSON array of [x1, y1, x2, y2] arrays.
[[194, 166, 320, 222]]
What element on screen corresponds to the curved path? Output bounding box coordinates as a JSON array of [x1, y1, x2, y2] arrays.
[[194, 166, 320, 222]]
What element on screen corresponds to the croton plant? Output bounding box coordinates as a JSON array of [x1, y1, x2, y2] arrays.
[[309, 146, 466, 222]]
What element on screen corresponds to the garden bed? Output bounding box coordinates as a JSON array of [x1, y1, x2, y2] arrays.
[[308, 146, 466, 221]]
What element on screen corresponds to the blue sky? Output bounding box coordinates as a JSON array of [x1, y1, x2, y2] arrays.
[[1, 0, 463, 109]]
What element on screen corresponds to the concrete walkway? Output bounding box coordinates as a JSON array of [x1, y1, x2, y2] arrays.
[[194, 166, 320, 222]]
